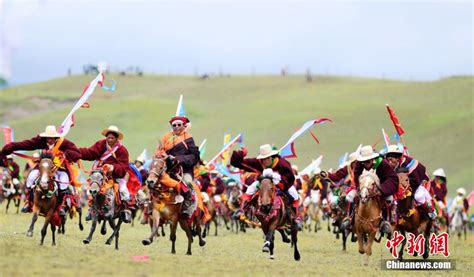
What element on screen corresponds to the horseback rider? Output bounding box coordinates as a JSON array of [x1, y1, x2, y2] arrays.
[[134, 154, 149, 183], [450, 188, 469, 223], [351, 145, 399, 234], [230, 144, 302, 227], [5, 155, 21, 188], [157, 115, 200, 217], [431, 168, 448, 212], [1, 125, 81, 213], [384, 144, 437, 220], [320, 151, 359, 229], [80, 126, 132, 223]]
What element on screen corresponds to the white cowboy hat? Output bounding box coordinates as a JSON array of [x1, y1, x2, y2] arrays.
[[32, 152, 40, 158], [357, 145, 379, 162], [456, 187, 466, 196], [256, 144, 279, 159], [39, 125, 63, 138], [6, 155, 13, 159], [386, 144, 404, 155], [433, 168, 446, 178], [291, 165, 299, 172], [101, 125, 124, 140]]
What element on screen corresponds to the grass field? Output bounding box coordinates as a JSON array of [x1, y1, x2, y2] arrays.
[[0, 74, 472, 193], [0, 209, 472, 276]]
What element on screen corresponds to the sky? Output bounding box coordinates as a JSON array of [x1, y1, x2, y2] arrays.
[[1, 0, 472, 85]]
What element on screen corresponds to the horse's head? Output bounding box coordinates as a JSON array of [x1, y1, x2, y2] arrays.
[[0, 167, 10, 187], [396, 172, 411, 200], [359, 169, 380, 204], [258, 177, 275, 215], [88, 170, 105, 197], [38, 158, 54, 191], [146, 155, 168, 190]]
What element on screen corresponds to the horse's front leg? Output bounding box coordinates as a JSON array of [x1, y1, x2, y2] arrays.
[[78, 208, 84, 231], [142, 209, 159, 245], [170, 217, 179, 254], [27, 211, 39, 237], [262, 229, 274, 253], [105, 217, 117, 245], [16, 198, 20, 213], [40, 210, 54, 246], [397, 230, 406, 261], [292, 223, 301, 261], [278, 229, 291, 243], [83, 216, 98, 244], [194, 216, 206, 247], [114, 218, 123, 250], [357, 229, 365, 254], [178, 217, 193, 255], [50, 221, 56, 246], [100, 218, 107, 235], [6, 198, 11, 213]]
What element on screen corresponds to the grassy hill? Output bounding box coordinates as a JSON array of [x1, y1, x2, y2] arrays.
[[0, 74, 472, 194]]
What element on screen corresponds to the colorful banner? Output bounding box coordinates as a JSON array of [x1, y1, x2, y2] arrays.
[[338, 152, 348, 169], [215, 163, 241, 183], [382, 128, 391, 149], [0, 125, 14, 144], [279, 118, 332, 158], [58, 73, 108, 136], [221, 133, 231, 165], [208, 133, 243, 166], [175, 94, 186, 116], [386, 104, 405, 136], [299, 155, 323, 177], [199, 139, 207, 159]]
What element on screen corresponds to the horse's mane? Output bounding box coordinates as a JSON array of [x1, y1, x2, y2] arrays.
[[359, 169, 380, 186]]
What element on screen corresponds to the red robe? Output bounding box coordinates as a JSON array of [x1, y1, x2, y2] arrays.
[[399, 156, 429, 191], [80, 139, 129, 179], [230, 150, 295, 190], [431, 180, 447, 202], [1, 135, 81, 162], [354, 159, 399, 197]]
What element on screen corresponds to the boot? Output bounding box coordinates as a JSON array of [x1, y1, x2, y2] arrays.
[[121, 201, 132, 223], [425, 202, 437, 220], [58, 189, 70, 216], [341, 202, 353, 230], [21, 188, 33, 213], [182, 190, 194, 218], [292, 203, 303, 230]]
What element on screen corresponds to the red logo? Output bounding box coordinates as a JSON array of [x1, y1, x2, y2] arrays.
[[386, 232, 450, 258]]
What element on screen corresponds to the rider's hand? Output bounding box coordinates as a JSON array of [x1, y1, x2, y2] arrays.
[[167, 155, 176, 163], [320, 170, 328, 180], [240, 147, 248, 157], [272, 172, 281, 184], [262, 168, 273, 178], [103, 164, 114, 172]]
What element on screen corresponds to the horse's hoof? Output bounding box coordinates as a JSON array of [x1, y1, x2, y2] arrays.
[[422, 253, 429, 260], [186, 252, 192, 256], [269, 255, 275, 260], [82, 239, 90, 244], [282, 237, 291, 243], [199, 240, 206, 247], [105, 240, 112, 245], [79, 224, 84, 231], [26, 231, 33, 237], [100, 229, 107, 235], [359, 250, 365, 254], [142, 239, 151, 246], [294, 252, 301, 261]]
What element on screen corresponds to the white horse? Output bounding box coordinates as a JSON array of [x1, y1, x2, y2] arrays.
[[304, 189, 322, 232], [449, 203, 467, 240]]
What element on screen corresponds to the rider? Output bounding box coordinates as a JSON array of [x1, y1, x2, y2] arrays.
[[230, 144, 301, 227], [157, 115, 200, 217], [1, 125, 81, 213], [321, 151, 359, 229], [431, 168, 448, 213], [450, 188, 469, 223], [5, 155, 21, 188], [134, 154, 149, 184], [80, 125, 132, 223], [352, 145, 399, 234], [384, 144, 436, 220]]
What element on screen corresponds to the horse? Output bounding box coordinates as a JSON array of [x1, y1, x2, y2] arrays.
[[395, 172, 432, 260], [256, 177, 300, 261], [0, 167, 21, 213], [449, 203, 467, 240], [304, 189, 322, 233], [328, 186, 356, 251], [354, 169, 382, 265], [227, 185, 246, 234], [142, 155, 206, 255], [82, 168, 123, 250], [26, 158, 59, 246]]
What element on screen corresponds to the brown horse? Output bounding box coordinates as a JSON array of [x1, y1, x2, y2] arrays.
[[26, 158, 59, 246], [142, 155, 206, 255], [395, 172, 432, 260], [354, 169, 382, 265], [0, 167, 21, 213], [82, 169, 123, 250], [256, 177, 300, 261]]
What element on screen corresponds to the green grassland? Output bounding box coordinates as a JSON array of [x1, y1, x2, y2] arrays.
[[0, 74, 472, 193], [0, 211, 472, 276]]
